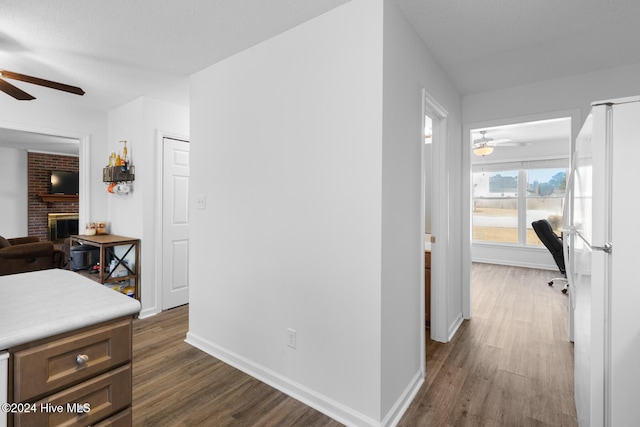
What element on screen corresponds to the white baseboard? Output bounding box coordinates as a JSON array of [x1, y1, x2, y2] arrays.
[[472, 257, 556, 270], [185, 332, 380, 427], [381, 370, 424, 427], [448, 313, 464, 342], [137, 307, 158, 319]]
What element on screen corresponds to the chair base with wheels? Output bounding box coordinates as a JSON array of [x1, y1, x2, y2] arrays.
[[548, 277, 569, 293], [531, 219, 569, 294]]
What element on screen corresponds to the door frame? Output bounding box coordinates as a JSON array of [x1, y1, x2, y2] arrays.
[[0, 120, 91, 229], [461, 108, 582, 320], [155, 129, 190, 313], [421, 89, 450, 352]]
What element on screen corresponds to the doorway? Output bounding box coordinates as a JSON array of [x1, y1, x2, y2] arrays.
[[0, 123, 90, 236], [462, 110, 579, 320], [161, 136, 191, 310], [423, 114, 433, 329], [421, 89, 450, 354]]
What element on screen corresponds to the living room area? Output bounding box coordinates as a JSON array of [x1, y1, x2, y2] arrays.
[[0, 132, 81, 274]]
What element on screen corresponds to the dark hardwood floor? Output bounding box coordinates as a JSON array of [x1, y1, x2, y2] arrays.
[[132, 263, 577, 426]]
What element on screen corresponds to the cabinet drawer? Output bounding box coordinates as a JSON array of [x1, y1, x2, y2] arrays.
[[92, 407, 132, 427], [13, 319, 131, 402], [14, 364, 131, 427]]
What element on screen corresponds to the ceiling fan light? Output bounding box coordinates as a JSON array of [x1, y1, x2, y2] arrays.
[[473, 145, 494, 156]]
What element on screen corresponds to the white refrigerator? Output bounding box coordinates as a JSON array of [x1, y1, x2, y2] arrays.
[[564, 96, 640, 426]]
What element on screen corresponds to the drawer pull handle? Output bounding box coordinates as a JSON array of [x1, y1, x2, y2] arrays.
[[76, 354, 90, 366]]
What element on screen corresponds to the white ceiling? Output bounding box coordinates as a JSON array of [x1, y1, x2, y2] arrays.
[[2, 0, 640, 151], [395, 0, 640, 95], [0, 127, 79, 155], [0, 0, 351, 111], [471, 117, 572, 146]]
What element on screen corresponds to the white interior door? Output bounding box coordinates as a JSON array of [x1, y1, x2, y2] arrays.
[[162, 137, 190, 310]]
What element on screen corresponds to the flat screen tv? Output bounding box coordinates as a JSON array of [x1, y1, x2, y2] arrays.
[[50, 171, 79, 195]]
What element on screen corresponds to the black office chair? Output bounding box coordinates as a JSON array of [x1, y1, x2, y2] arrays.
[[531, 219, 569, 294]]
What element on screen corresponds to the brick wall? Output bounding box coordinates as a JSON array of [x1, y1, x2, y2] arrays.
[[28, 152, 79, 241]]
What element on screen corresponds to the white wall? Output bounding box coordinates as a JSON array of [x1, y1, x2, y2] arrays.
[[379, 3, 465, 341], [188, 0, 385, 424], [108, 96, 189, 317], [188, 0, 464, 424], [0, 147, 28, 238], [381, 0, 462, 419], [0, 97, 108, 222]]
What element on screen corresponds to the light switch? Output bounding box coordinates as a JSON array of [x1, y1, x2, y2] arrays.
[[195, 194, 206, 210]]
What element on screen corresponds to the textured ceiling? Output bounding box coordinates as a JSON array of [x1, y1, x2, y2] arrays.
[[394, 0, 640, 94], [2, 0, 640, 151], [0, 0, 350, 111]]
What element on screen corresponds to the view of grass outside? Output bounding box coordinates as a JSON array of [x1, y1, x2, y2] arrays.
[[473, 167, 567, 245]]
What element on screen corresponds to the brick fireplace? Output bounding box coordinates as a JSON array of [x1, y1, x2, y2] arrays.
[[28, 152, 79, 241]]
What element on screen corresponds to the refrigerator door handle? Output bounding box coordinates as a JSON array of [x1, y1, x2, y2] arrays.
[[576, 232, 613, 254], [591, 242, 612, 254]]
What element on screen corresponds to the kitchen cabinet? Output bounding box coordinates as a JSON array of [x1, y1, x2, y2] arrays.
[[9, 318, 133, 427], [0, 269, 140, 427]]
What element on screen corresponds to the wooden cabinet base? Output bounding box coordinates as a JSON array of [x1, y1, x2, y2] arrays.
[[14, 365, 131, 427], [425, 251, 431, 326], [93, 408, 132, 427], [8, 317, 134, 427]]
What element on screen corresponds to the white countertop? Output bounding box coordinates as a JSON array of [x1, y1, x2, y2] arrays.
[[0, 269, 141, 350]]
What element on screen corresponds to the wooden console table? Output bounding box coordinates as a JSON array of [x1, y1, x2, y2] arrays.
[[70, 234, 140, 301]]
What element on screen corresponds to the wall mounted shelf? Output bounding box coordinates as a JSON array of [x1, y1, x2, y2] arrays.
[[103, 166, 135, 183], [38, 194, 79, 203]]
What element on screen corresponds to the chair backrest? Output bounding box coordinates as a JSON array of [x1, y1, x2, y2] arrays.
[[531, 219, 565, 275]]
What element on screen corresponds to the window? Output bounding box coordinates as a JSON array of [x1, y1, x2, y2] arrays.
[[472, 170, 519, 243], [525, 168, 566, 245], [473, 161, 568, 246]]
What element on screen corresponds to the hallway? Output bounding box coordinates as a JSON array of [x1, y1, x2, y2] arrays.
[[400, 263, 577, 426]]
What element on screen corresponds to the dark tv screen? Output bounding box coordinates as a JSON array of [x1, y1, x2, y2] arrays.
[[51, 171, 79, 195]]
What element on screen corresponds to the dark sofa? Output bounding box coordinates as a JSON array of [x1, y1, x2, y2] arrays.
[[0, 235, 65, 276]]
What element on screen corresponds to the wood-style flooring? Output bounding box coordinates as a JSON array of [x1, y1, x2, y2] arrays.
[[132, 263, 577, 426]]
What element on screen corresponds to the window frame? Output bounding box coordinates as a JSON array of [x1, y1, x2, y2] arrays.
[[472, 158, 569, 247]]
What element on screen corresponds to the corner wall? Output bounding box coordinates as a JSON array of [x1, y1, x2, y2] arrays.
[[381, 0, 462, 419], [188, 0, 464, 424], [188, 0, 385, 424], [108, 97, 189, 317]]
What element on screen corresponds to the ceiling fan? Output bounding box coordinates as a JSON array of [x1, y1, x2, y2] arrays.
[[0, 69, 85, 101], [472, 130, 528, 156]]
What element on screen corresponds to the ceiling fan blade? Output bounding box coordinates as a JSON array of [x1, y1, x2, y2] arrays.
[[0, 77, 35, 100], [0, 70, 85, 96]]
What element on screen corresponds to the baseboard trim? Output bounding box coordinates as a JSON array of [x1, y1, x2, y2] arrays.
[[138, 307, 158, 319], [381, 370, 424, 427], [448, 313, 464, 342], [185, 332, 380, 427], [471, 257, 556, 271]]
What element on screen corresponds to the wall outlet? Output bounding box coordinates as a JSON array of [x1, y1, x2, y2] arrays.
[[287, 328, 297, 349]]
